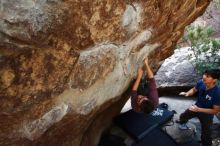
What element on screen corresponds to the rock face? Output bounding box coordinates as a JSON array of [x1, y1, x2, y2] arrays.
[[203, 0, 220, 39], [155, 47, 200, 95], [0, 0, 211, 146]]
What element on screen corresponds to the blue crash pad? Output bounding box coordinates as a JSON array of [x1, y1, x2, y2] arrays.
[[114, 107, 174, 140], [133, 127, 178, 146]]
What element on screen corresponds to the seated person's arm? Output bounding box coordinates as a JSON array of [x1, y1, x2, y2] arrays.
[[179, 87, 197, 97], [190, 105, 220, 114]]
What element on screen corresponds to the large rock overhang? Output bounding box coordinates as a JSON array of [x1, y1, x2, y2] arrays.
[[0, 0, 211, 146]]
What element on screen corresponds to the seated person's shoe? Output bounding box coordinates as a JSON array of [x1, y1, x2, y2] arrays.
[[178, 123, 191, 130]]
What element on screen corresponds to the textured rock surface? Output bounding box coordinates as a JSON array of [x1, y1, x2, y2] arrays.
[[155, 47, 200, 89], [164, 122, 196, 144], [0, 0, 211, 146], [203, 0, 220, 39]]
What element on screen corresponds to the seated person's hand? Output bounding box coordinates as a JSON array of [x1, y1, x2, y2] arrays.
[[189, 105, 199, 112], [179, 92, 189, 97], [179, 92, 186, 96]]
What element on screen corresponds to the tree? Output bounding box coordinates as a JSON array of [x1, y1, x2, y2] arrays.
[[183, 25, 220, 75]]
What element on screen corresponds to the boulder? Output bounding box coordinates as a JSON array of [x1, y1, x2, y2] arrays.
[[0, 0, 211, 146], [202, 1, 220, 39], [155, 47, 200, 95]]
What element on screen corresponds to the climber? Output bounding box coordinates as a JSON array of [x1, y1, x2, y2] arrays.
[[130, 57, 159, 114]]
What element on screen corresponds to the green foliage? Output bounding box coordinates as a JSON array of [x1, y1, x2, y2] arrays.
[[184, 25, 220, 75], [216, 0, 220, 7]]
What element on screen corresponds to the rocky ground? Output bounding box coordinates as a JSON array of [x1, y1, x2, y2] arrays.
[[213, 138, 220, 146], [159, 96, 220, 146]]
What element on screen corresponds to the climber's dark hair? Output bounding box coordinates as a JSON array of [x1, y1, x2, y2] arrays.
[[140, 100, 154, 114], [204, 69, 220, 80]]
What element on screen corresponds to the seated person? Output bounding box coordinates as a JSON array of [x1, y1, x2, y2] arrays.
[[131, 57, 159, 114], [178, 69, 220, 146]]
